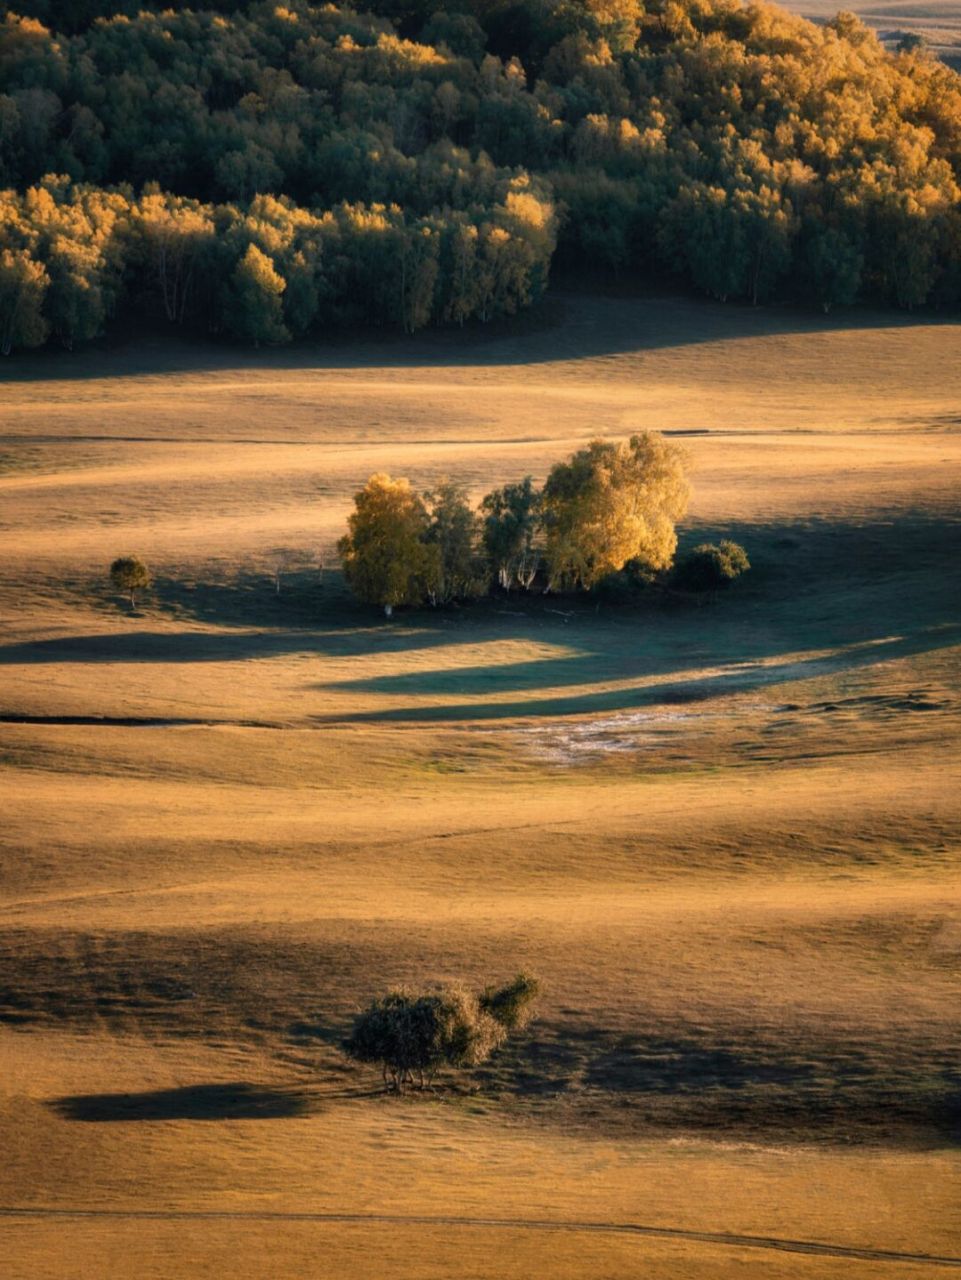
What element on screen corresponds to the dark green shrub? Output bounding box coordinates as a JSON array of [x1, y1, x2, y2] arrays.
[[596, 557, 658, 603], [672, 540, 750, 593]]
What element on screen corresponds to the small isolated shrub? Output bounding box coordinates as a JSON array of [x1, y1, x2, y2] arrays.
[[672, 540, 750, 593], [344, 974, 539, 1092], [109, 555, 151, 608]]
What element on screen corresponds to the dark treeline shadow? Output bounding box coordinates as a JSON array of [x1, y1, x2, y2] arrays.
[[1, 290, 952, 389]]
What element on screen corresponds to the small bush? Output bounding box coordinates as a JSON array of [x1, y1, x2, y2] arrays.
[[344, 974, 539, 1091], [594, 569, 635, 604], [672, 540, 750, 593]]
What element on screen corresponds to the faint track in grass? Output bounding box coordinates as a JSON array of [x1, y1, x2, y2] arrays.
[[1, 1207, 959, 1266], [0, 814, 601, 917], [0, 714, 279, 727]]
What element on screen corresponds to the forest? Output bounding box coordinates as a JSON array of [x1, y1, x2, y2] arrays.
[[4, 0, 961, 351]]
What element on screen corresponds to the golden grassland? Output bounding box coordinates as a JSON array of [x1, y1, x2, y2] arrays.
[[1, 292, 959, 1278], [793, 0, 961, 64]]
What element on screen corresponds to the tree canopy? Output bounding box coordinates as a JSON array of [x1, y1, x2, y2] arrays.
[[4, 0, 961, 350], [424, 478, 487, 604], [540, 433, 690, 589], [481, 476, 540, 591], [109, 554, 151, 607], [338, 472, 436, 616]]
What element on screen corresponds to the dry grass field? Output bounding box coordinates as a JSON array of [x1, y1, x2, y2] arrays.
[[1, 291, 960, 1278], [790, 0, 961, 64]]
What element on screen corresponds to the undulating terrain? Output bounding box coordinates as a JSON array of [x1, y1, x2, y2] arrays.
[[1, 291, 959, 1277], [795, 0, 961, 63]]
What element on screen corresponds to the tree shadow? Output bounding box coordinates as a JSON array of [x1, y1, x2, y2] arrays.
[[2, 289, 951, 389], [303, 512, 961, 720], [480, 1024, 961, 1145], [0, 568, 464, 666], [313, 624, 960, 722], [149, 570, 352, 630], [0, 624, 475, 670], [50, 1082, 313, 1122], [1, 517, 957, 730]]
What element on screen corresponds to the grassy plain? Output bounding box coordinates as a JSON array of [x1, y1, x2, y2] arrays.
[[1, 292, 959, 1278], [792, 0, 961, 64]]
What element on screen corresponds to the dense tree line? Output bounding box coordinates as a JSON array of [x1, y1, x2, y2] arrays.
[[0, 174, 556, 350], [0, 1, 253, 32], [4, 0, 961, 349]]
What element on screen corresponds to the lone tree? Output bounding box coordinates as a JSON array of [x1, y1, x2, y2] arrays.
[[338, 473, 434, 617], [344, 974, 539, 1092], [109, 555, 151, 609], [672, 539, 750, 594], [540, 432, 690, 591]]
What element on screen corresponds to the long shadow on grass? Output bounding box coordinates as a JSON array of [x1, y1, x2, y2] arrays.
[[0, 572, 463, 666], [50, 1082, 312, 1122], [2, 518, 958, 702], [313, 623, 960, 722], [0, 625, 457, 667], [308, 512, 961, 720], [479, 1026, 961, 1144], [2, 291, 950, 389]]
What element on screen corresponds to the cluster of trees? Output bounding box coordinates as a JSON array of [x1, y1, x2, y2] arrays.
[[104, 483, 750, 617], [3, 0, 961, 350], [338, 431, 720, 615], [343, 973, 539, 1091]]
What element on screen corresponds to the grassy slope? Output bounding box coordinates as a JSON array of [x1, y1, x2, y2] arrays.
[[791, 0, 961, 65], [0, 292, 959, 1278]]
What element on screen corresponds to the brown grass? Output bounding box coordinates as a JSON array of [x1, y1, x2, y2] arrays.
[[0, 292, 959, 1277]]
